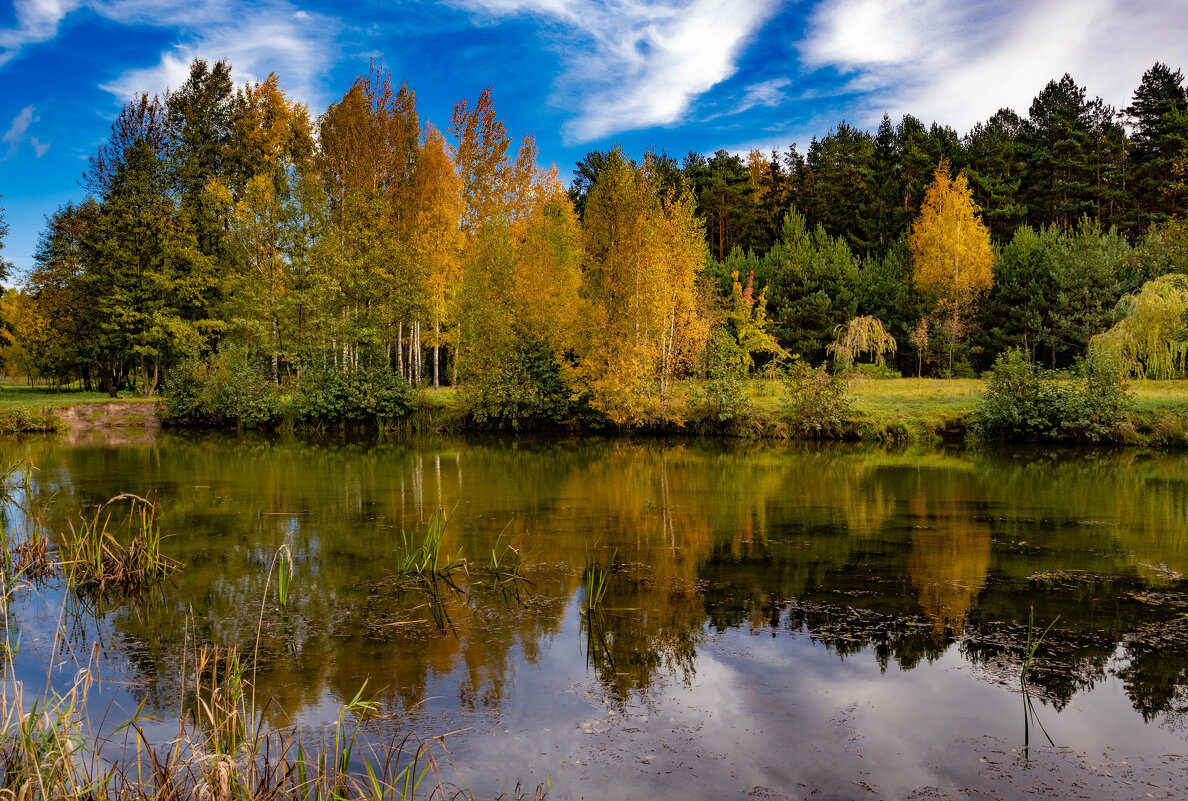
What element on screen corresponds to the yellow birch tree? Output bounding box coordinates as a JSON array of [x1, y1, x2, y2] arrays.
[[411, 124, 463, 389], [909, 159, 994, 375], [579, 149, 710, 424]]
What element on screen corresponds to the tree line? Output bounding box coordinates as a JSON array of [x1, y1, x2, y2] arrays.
[[0, 59, 1186, 427]]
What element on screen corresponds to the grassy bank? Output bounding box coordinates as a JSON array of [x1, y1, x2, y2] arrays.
[[0, 385, 157, 433], [7, 377, 1188, 446]]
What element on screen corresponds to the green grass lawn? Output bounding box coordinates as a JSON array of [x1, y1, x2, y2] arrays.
[[4, 375, 1188, 443], [1129, 380, 1188, 413], [0, 383, 157, 411]]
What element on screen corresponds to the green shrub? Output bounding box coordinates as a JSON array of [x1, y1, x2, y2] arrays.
[[464, 339, 594, 430], [1056, 352, 1132, 442], [0, 408, 61, 433], [291, 358, 414, 426], [781, 361, 853, 438], [973, 348, 1132, 443], [162, 346, 279, 428], [853, 362, 902, 380], [689, 330, 756, 432]]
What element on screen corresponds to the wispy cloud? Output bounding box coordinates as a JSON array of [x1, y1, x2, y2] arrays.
[[2, 105, 39, 159], [735, 76, 792, 115], [0, 0, 83, 68], [455, 0, 781, 143], [798, 0, 1188, 131], [1, 1, 341, 108]]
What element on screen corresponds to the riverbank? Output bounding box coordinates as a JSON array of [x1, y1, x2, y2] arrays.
[[5, 378, 1188, 446], [0, 385, 158, 433]]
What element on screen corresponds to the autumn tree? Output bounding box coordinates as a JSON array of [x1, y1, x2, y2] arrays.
[[0, 194, 9, 284], [319, 63, 421, 378], [579, 149, 710, 424], [909, 159, 994, 375], [449, 86, 513, 386], [211, 74, 316, 384], [411, 124, 463, 389], [725, 270, 785, 372], [508, 161, 583, 355], [910, 318, 929, 383]]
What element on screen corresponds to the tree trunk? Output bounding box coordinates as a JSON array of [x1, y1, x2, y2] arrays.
[[144, 353, 159, 398], [453, 324, 460, 387], [414, 321, 422, 388], [433, 320, 440, 390]]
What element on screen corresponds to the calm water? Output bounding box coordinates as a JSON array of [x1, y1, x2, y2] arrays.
[[5, 432, 1188, 799]]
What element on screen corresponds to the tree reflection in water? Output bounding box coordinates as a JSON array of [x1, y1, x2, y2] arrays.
[[7, 434, 1188, 736]]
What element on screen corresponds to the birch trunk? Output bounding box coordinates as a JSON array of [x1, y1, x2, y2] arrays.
[[433, 320, 440, 390]]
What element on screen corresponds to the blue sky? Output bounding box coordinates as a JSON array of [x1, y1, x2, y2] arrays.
[[1, 0, 1186, 276]]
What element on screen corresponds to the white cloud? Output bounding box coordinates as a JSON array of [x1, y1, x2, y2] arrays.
[[99, 3, 339, 108], [2, 105, 39, 159], [799, 0, 1188, 132], [30, 136, 51, 157], [2, 106, 37, 144], [736, 76, 792, 114], [0, 1, 340, 108], [456, 0, 781, 143], [0, 0, 83, 67]]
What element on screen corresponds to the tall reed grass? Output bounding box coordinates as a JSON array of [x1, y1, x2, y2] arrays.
[[1, 467, 547, 801], [396, 509, 465, 580], [58, 494, 182, 594], [581, 545, 615, 612], [0, 540, 548, 801]]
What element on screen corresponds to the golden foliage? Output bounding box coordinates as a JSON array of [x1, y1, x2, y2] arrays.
[[578, 149, 711, 425], [909, 159, 994, 311], [412, 124, 464, 353]]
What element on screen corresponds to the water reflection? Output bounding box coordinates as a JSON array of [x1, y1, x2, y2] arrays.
[[5, 434, 1188, 740]]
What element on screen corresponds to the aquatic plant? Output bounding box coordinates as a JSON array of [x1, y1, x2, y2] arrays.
[[57, 494, 182, 594], [275, 543, 294, 608], [0, 541, 547, 801], [1021, 605, 1060, 687], [12, 520, 54, 584], [396, 507, 465, 579], [489, 524, 525, 581], [582, 545, 616, 611]]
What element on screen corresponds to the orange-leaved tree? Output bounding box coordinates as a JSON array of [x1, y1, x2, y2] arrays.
[[909, 159, 993, 376], [579, 148, 710, 424], [412, 124, 463, 389]]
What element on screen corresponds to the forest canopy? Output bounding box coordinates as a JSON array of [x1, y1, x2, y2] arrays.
[[2, 58, 1187, 428]]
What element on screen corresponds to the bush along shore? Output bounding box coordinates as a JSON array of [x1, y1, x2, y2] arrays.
[[6, 350, 1188, 447], [0, 465, 549, 801]]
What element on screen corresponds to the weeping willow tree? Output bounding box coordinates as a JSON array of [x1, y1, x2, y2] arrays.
[[1092, 273, 1188, 379], [827, 315, 898, 372]]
